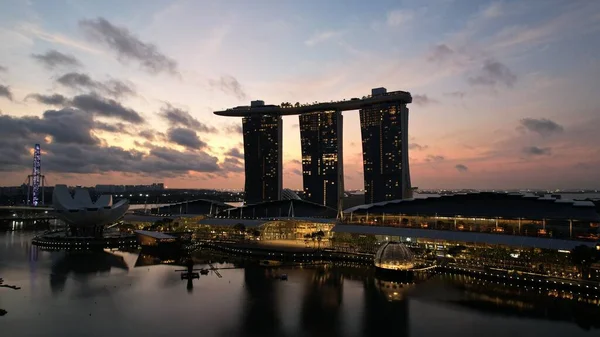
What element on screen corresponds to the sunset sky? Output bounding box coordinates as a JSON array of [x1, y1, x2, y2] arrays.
[[0, 0, 599, 190]]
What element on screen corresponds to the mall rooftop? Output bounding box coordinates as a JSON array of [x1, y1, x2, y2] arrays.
[[343, 192, 600, 222]]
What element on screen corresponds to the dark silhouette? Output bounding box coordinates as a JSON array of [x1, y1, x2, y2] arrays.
[[571, 245, 597, 279]]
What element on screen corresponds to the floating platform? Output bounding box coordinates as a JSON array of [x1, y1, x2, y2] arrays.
[[181, 272, 200, 280], [32, 230, 137, 251]]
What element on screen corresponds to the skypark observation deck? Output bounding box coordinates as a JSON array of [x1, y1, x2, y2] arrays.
[[213, 90, 412, 117]]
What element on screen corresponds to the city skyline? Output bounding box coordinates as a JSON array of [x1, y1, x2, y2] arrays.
[[0, 0, 599, 190]]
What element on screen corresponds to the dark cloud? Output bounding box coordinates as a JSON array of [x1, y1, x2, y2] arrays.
[[31, 50, 82, 70], [158, 104, 216, 132], [41, 109, 100, 144], [56, 72, 135, 99], [0, 108, 99, 156], [291, 169, 302, 176], [425, 155, 445, 162], [289, 159, 301, 165], [0, 65, 7, 72], [103, 79, 136, 98], [225, 147, 244, 159], [139, 129, 157, 141], [25, 92, 142, 124], [455, 164, 469, 172], [468, 59, 517, 88], [44, 144, 219, 175], [0, 112, 219, 176], [518, 118, 564, 137], [224, 123, 242, 134], [79, 17, 178, 75], [0, 84, 13, 101], [167, 127, 206, 149], [94, 121, 130, 134], [412, 94, 439, 106], [220, 157, 244, 173], [444, 91, 466, 99], [291, 123, 299, 129], [25, 93, 68, 106], [428, 44, 454, 63], [56, 72, 96, 89], [71, 94, 144, 123], [209, 75, 247, 100], [522, 146, 552, 156], [409, 143, 428, 151]]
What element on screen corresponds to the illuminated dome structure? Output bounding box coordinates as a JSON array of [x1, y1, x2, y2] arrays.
[[374, 242, 415, 271], [281, 188, 301, 200], [52, 184, 129, 237]]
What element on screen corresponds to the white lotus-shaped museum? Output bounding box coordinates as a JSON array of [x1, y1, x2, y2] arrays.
[[52, 185, 129, 236]]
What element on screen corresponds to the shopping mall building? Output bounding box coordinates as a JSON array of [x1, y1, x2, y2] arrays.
[[122, 193, 600, 279]]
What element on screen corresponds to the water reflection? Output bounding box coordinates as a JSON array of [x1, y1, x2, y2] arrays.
[[439, 274, 600, 331], [240, 266, 284, 337], [363, 277, 410, 337], [49, 251, 129, 294], [300, 267, 344, 337], [2, 230, 600, 337]]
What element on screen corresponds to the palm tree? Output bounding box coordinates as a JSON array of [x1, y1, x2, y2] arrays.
[[304, 233, 311, 247], [233, 223, 246, 241], [315, 230, 325, 250], [310, 232, 317, 248]]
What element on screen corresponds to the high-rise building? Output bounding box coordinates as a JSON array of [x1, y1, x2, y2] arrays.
[[360, 88, 412, 204], [299, 111, 343, 209], [242, 101, 282, 204], [214, 88, 412, 208]]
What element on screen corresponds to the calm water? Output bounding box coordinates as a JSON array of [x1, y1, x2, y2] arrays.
[[1, 230, 599, 337]]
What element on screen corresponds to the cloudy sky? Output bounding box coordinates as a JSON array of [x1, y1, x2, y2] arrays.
[[0, 0, 599, 190]]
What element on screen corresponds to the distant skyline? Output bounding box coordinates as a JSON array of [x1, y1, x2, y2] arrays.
[[0, 0, 599, 190]]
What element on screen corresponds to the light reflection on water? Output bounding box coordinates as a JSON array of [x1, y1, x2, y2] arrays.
[[0, 230, 599, 337]]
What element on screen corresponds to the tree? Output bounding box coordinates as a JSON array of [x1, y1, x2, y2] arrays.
[[233, 223, 246, 241], [233, 223, 246, 234], [571, 245, 596, 279], [315, 230, 325, 249], [304, 233, 312, 247], [310, 232, 316, 248]]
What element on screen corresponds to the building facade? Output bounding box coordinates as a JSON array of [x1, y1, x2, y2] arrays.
[[360, 88, 412, 204], [242, 105, 283, 204], [299, 110, 344, 209]]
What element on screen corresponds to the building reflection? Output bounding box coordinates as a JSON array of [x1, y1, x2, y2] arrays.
[[239, 266, 283, 337], [300, 266, 344, 337], [49, 251, 128, 294], [362, 276, 410, 337], [439, 274, 600, 331], [133, 250, 235, 293]]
